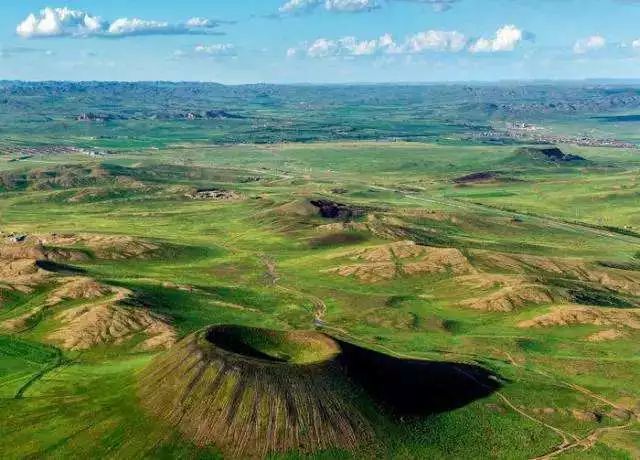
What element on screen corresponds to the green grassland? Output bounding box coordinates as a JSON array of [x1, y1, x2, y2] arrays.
[[0, 137, 639, 459]]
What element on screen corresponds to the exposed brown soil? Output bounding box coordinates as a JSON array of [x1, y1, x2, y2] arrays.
[[329, 263, 398, 283], [518, 306, 640, 330], [474, 251, 640, 297], [458, 274, 555, 312], [269, 199, 325, 222], [572, 409, 602, 423], [0, 233, 174, 349], [0, 233, 161, 295], [314, 222, 369, 233], [48, 289, 176, 351], [1, 308, 40, 332], [587, 329, 627, 342], [0, 239, 88, 263], [186, 188, 242, 200], [0, 258, 50, 290], [46, 277, 113, 305], [36, 233, 160, 260], [327, 241, 475, 283]]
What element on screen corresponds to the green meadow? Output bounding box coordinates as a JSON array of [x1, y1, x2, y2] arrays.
[[0, 137, 639, 459]]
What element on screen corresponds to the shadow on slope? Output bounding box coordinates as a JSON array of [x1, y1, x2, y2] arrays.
[[337, 339, 501, 417]]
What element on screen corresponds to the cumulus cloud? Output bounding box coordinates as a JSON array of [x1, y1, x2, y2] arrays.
[[288, 30, 467, 58], [16, 7, 103, 38], [325, 0, 380, 11], [16, 7, 222, 39], [279, 0, 458, 14], [280, 0, 389, 13], [279, 0, 321, 13], [404, 30, 467, 53], [280, 0, 379, 13], [396, 0, 460, 12], [194, 44, 236, 56], [468, 25, 523, 53], [289, 25, 527, 58], [289, 36, 383, 57], [174, 43, 237, 59], [573, 35, 606, 54]]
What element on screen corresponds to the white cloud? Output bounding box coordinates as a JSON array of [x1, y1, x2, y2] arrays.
[[185, 17, 217, 28], [279, 0, 320, 13], [469, 25, 523, 53], [174, 43, 237, 59], [194, 44, 236, 56], [290, 24, 527, 58], [279, 0, 379, 13], [404, 30, 467, 53], [573, 35, 606, 54], [325, 0, 380, 11], [279, 0, 457, 13], [290, 30, 467, 58], [17, 7, 221, 39], [396, 0, 460, 12], [16, 7, 104, 38], [296, 35, 393, 58], [632, 39, 640, 49]]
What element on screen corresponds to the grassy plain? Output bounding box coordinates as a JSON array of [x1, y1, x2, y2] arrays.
[[0, 138, 639, 459]]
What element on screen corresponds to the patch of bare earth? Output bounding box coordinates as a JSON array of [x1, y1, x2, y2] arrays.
[[35, 233, 160, 260], [185, 188, 242, 200], [315, 222, 369, 233], [326, 240, 475, 283], [1, 308, 41, 332], [475, 251, 640, 296], [0, 242, 53, 290], [457, 274, 555, 312], [48, 288, 176, 351], [1, 277, 118, 333], [518, 306, 640, 333], [46, 277, 113, 305], [0, 234, 174, 349], [587, 329, 627, 342]]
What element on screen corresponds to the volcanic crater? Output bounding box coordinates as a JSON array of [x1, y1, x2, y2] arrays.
[[139, 325, 500, 458]]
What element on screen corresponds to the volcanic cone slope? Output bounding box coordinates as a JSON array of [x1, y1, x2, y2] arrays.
[[138, 326, 375, 458]]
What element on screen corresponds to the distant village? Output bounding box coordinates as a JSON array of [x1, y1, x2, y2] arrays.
[[469, 122, 638, 149]]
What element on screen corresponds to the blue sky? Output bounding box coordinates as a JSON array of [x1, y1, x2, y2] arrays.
[[1, 0, 640, 82]]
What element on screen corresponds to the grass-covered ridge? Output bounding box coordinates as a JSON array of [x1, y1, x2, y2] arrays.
[[205, 325, 340, 364]]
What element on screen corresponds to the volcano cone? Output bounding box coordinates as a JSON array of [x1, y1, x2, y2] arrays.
[[138, 325, 374, 458]]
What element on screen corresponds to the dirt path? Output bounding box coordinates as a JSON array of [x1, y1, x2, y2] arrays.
[[14, 348, 67, 399], [276, 285, 327, 322], [532, 422, 634, 460], [494, 351, 639, 459]]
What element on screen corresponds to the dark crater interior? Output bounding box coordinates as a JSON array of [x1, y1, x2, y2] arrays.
[[336, 339, 502, 417]]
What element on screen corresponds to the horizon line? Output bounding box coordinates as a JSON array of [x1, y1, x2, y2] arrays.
[[2, 78, 640, 86]]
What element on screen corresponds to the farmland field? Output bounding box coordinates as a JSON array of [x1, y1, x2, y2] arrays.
[[0, 82, 639, 459]]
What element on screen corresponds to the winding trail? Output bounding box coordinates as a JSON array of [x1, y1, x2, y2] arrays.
[[14, 348, 67, 399], [276, 285, 327, 322], [498, 351, 638, 459]]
